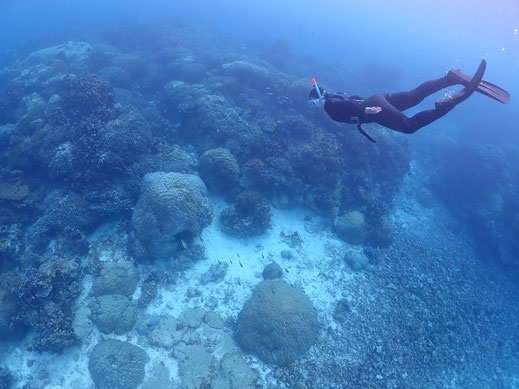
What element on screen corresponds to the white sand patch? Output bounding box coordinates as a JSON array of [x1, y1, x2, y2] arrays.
[[148, 196, 356, 324]]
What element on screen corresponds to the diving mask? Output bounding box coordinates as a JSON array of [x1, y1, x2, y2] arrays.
[[308, 99, 321, 109]]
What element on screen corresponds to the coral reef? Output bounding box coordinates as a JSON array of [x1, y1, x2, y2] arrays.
[[173, 344, 214, 388], [428, 141, 518, 278], [88, 339, 148, 389], [235, 280, 319, 366], [220, 60, 273, 89], [0, 272, 27, 340], [89, 294, 137, 335], [334, 211, 366, 245], [262, 262, 283, 280], [215, 351, 258, 389], [17, 259, 81, 352], [61, 73, 115, 121], [1, 20, 515, 389], [0, 367, 13, 389], [198, 148, 240, 194], [137, 273, 158, 309], [24, 190, 95, 255], [200, 262, 228, 284], [130, 172, 212, 260], [92, 261, 139, 297], [366, 215, 394, 248], [149, 316, 186, 349], [219, 191, 271, 238], [344, 250, 369, 271]]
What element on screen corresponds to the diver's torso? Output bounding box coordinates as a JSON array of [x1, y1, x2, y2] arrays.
[[324, 93, 372, 124]]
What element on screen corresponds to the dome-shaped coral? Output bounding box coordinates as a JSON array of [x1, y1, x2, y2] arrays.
[[235, 280, 319, 366], [89, 294, 137, 335], [334, 211, 366, 245], [92, 261, 139, 297], [198, 148, 240, 194], [131, 172, 212, 260], [88, 339, 148, 389]]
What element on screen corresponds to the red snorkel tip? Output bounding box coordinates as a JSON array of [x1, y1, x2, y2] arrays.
[[312, 77, 317, 84]]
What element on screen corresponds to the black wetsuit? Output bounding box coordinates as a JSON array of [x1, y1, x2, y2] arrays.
[[323, 75, 457, 135]]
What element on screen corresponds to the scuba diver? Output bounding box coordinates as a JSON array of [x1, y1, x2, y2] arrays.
[[308, 59, 510, 142]]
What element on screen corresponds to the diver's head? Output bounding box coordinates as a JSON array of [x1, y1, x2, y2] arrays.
[[308, 86, 325, 108], [309, 85, 325, 100]]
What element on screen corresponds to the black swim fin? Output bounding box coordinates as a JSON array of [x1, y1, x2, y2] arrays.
[[436, 59, 486, 110], [448, 68, 510, 104]]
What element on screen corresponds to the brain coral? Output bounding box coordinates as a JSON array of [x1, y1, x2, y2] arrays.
[[89, 294, 137, 335], [131, 172, 212, 260], [92, 261, 139, 297], [88, 339, 148, 389], [235, 280, 319, 366], [198, 148, 240, 194]]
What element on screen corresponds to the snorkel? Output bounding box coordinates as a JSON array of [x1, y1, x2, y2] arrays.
[[312, 77, 325, 105]]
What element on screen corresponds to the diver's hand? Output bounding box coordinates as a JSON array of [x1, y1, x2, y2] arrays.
[[364, 106, 382, 114]]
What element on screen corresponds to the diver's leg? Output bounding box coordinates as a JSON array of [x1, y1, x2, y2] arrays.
[[366, 95, 448, 134], [377, 107, 450, 134], [385, 76, 457, 111], [373, 60, 487, 134]]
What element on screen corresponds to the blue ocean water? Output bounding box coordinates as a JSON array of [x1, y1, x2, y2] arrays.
[[0, 1, 518, 388]]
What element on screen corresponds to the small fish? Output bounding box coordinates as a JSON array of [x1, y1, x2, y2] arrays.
[[284, 268, 290, 273], [218, 259, 221, 264], [239, 261, 243, 268], [237, 279, 242, 286], [230, 259, 233, 264], [246, 107, 252, 113], [236, 253, 240, 258], [199, 236, 203, 242], [180, 239, 188, 249], [262, 253, 264, 259], [266, 92, 274, 96], [265, 86, 271, 90]]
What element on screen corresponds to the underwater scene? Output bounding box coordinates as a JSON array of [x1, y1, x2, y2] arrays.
[[0, 0, 518, 388]]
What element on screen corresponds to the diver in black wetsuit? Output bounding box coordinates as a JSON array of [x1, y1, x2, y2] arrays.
[[309, 60, 509, 142]]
